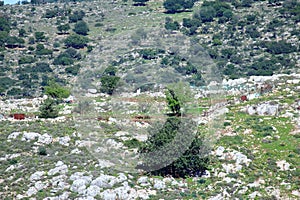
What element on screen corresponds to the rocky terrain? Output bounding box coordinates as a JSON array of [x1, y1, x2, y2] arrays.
[[1, 73, 300, 199]]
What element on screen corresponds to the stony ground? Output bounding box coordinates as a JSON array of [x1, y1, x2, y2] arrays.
[[0, 73, 300, 199]]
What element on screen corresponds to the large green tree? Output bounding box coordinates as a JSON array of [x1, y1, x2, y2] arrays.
[[64, 34, 89, 49], [163, 0, 195, 14], [133, 0, 149, 6], [73, 20, 89, 35], [39, 98, 59, 118]]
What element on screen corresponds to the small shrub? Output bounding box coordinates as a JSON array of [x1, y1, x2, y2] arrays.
[[38, 146, 47, 155], [39, 98, 59, 118]]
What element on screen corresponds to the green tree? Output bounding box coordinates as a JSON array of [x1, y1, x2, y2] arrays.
[[198, 6, 216, 22], [39, 98, 59, 118], [18, 28, 26, 37], [69, 10, 85, 23], [138, 84, 209, 177], [165, 82, 192, 116], [57, 24, 70, 34], [0, 16, 10, 32], [73, 20, 89, 35], [100, 76, 120, 95], [165, 17, 180, 31], [44, 80, 70, 99], [35, 32, 45, 42], [163, 0, 195, 14], [64, 34, 89, 49]]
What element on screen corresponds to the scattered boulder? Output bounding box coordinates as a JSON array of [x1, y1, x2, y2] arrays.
[[38, 133, 53, 144]]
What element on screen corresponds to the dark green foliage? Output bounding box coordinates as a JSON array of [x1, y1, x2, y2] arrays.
[[18, 28, 26, 37], [69, 10, 85, 23], [262, 40, 298, 54], [103, 66, 117, 76], [0, 30, 8, 47], [0, 77, 15, 91], [38, 146, 47, 155], [44, 80, 70, 99], [138, 117, 209, 177], [53, 48, 81, 65], [5, 36, 25, 48], [138, 48, 165, 60], [36, 44, 53, 56], [163, 0, 195, 14], [65, 64, 81, 75], [100, 76, 120, 95], [0, 16, 10, 32], [64, 34, 89, 49], [0, 1, 4, 6], [280, 0, 300, 22], [246, 57, 281, 76], [34, 62, 53, 73], [133, 0, 149, 6], [57, 24, 70, 33], [123, 138, 142, 148], [246, 25, 260, 38], [7, 87, 22, 97], [73, 20, 89, 35], [35, 32, 45, 42], [28, 37, 35, 44], [44, 9, 58, 18], [39, 98, 59, 118], [18, 56, 36, 65], [165, 88, 181, 116], [165, 17, 180, 31], [241, 0, 254, 7]]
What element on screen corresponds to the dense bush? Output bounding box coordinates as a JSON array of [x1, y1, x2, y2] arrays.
[[18, 56, 36, 65], [5, 36, 25, 48], [34, 62, 53, 73], [0, 77, 16, 90], [39, 98, 59, 118], [165, 17, 180, 31], [53, 48, 81, 65], [0, 16, 10, 32], [100, 76, 120, 95], [73, 20, 89, 35], [138, 87, 209, 177], [163, 0, 195, 14], [64, 34, 89, 49], [69, 10, 85, 23], [57, 24, 70, 34], [35, 44, 53, 55], [44, 80, 70, 99], [138, 48, 165, 60], [262, 40, 298, 54], [35, 32, 46, 42], [65, 64, 81, 75]]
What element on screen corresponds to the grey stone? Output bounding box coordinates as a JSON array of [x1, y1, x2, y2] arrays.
[[30, 171, 45, 182], [91, 174, 117, 188], [48, 161, 68, 176], [70, 179, 89, 194], [22, 132, 41, 141], [216, 146, 225, 156], [86, 185, 100, 197], [8, 132, 22, 140], [100, 190, 116, 200], [137, 176, 148, 184], [153, 179, 166, 189], [38, 133, 52, 144], [26, 186, 38, 197], [59, 136, 71, 146], [34, 181, 45, 191]]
